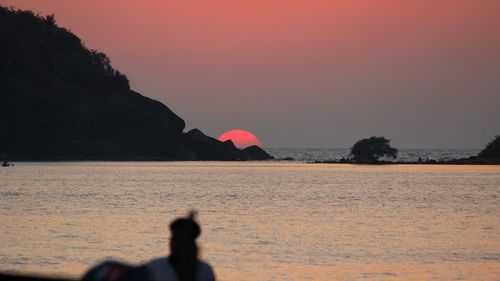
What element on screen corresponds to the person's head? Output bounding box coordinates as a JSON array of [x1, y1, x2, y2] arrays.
[[169, 211, 201, 281], [169, 211, 200, 258]]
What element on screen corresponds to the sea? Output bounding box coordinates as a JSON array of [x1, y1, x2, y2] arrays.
[[266, 148, 481, 162], [1, 149, 499, 281]]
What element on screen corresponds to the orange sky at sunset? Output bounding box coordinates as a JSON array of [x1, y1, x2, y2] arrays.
[[2, 0, 499, 148]]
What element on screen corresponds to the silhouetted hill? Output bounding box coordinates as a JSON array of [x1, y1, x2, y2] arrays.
[[478, 135, 500, 159], [0, 7, 272, 160]]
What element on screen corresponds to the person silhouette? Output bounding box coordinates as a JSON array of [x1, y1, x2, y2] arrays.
[[145, 211, 216, 281]]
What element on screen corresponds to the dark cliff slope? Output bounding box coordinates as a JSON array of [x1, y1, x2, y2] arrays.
[[0, 7, 185, 159], [0, 7, 273, 160]]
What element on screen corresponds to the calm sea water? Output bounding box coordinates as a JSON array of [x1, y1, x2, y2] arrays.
[[266, 148, 480, 162], [1, 161, 499, 281]]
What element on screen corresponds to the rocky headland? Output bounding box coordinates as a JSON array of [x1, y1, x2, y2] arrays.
[[0, 7, 273, 161]]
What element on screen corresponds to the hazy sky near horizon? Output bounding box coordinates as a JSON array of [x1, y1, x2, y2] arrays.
[[3, 0, 500, 148]]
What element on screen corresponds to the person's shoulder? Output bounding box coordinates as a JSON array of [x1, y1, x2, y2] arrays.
[[145, 257, 167, 268], [145, 257, 177, 281], [197, 259, 213, 267], [196, 260, 215, 281]]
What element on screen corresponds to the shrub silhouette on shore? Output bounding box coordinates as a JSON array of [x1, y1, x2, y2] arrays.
[[478, 135, 500, 159], [350, 136, 398, 163]]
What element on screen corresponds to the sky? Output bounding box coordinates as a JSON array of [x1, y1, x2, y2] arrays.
[[2, 0, 499, 148]]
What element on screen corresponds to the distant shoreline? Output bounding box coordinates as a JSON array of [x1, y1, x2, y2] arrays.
[[3, 158, 500, 165], [309, 158, 500, 165]]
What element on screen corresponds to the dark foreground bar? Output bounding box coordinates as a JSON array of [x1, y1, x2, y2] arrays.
[[0, 261, 152, 281], [0, 273, 75, 281]]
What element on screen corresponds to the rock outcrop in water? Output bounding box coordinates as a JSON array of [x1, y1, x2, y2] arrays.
[[434, 135, 500, 164], [243, 145, 275, 160], [478, 135, 500, 160], [0, 7, 273, 161], [183, 129, 241, 160]]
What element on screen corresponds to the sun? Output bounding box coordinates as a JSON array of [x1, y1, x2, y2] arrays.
[[218, 129, 262, 149]]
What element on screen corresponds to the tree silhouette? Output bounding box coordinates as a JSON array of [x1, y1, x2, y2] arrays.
[[478, 135, 500, 159], [44, 14, 56, 26], [350, 136, 398, 163]]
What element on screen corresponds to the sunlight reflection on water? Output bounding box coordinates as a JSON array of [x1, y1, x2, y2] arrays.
[[0, 162, 499, 280]]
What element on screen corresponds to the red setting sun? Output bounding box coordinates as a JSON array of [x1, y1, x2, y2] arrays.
[[218, 130, 262, 149]]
